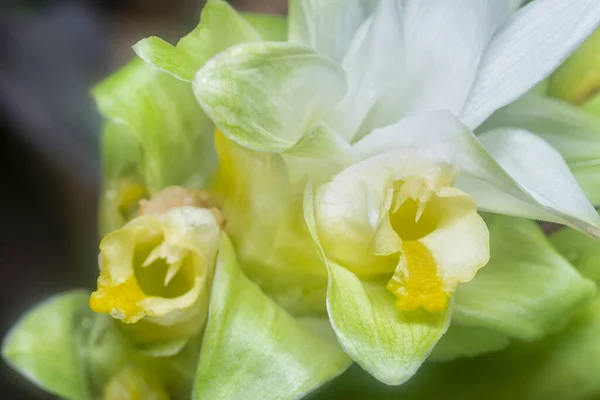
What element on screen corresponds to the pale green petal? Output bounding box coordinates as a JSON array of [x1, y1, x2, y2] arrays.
[[461, 0, 600, 128], [193, 235, 351, 400], [478, 94, 600, 205], [326, 264, 452, 385], [2, 290, 89, 400], [429, 324, 510, 362], [242, 12, 287, 41], [551, 227, 600, 285], [288, 0, 377, 62], [453, 216, 596, 341], [354, 111, 600, 238], [193, 42, 348, 156], [93, 59, 216, 194], [305, 184, 452, 385], [133, 0, 260, 82]]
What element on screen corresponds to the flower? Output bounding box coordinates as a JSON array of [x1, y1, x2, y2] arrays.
[[90, 187, 222, 340], [314, 150, 489, 313]]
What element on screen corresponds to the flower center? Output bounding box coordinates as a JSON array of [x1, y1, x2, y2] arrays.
[[133, 236, 196, 299], [384, 178, 449, 313]]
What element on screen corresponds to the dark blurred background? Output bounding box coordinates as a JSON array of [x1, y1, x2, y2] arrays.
[[0, 1, 285, 398]]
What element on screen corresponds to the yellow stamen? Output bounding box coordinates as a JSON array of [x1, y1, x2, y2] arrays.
[[90, 274, 147, 323], [386, 241, 448, 313]]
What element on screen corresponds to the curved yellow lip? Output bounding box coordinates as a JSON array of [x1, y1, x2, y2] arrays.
[[386, 240, 449, 313]]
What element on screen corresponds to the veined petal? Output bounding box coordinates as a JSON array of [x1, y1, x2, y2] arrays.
[[478, 95, 600, 205], [326, 0, 404, 142], [461, 0, 600, 128], [133, 0, 260, 82], [399, 0, 507, 117], [453, 216, 596, 341], [288, 0, 377, 62], [193, 43, 349, 157], [354, 111, 600, 238], [304, 184, 452, 385]]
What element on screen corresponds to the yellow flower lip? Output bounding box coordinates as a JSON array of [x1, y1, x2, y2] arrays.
[[90, 276, 147, 323], [90, 188, 222, 329]]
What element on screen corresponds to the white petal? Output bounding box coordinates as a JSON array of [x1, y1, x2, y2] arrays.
[[478, 95, 600, 204], [399, 0, 507, 116], [473, 128, 600, 235], [288, 0, 378, 62], [326, 0, 405, 141], [461, 0, 600, 128]]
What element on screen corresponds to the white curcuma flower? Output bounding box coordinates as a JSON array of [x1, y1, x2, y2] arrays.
[[135, 0, 600, 387]]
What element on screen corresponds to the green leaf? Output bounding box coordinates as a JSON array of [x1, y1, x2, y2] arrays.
[[550, 227, 600, 285], [193, 235, 351, 399], [354, 111, 600, 238], [133, 0, 260, 82], [453, 215, 597, 341], [2, 290, 90, 400], [242, 12, 287, 41], [304, 183, 452, 385], [93, 58, 216, 194], [429, 324, 510, 362], [193, 42, 349, 156], [478, 94, 600, 205]]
